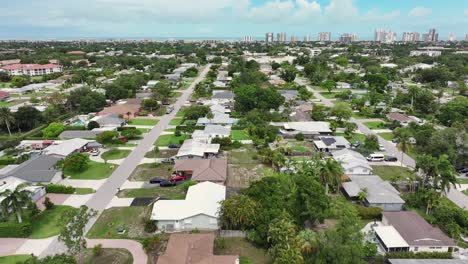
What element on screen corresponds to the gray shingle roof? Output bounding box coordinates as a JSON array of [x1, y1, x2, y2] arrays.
[[59, 130, 100, 139], [346, 175, 405, 204], [0, 155, 61, 183]]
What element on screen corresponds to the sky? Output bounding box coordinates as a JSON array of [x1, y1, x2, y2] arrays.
[[0, 0, 467, 40]]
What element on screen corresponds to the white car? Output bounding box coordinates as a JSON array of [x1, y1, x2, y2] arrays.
[[379, 144, 386, 151], [90, 149, 100, 156]]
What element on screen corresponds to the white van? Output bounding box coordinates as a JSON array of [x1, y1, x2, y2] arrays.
[[367, 153, 385, 162]]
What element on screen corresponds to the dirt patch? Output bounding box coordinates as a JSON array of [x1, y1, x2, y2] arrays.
[[130, 163, 173, 181], [145, 149, 178, 159]]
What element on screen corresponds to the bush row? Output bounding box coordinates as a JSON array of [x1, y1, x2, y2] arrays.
[[355, 205, 382, 219], [0, 222, 32, 237], [45, 184, 76, 194], [386, 251, 452, 259]]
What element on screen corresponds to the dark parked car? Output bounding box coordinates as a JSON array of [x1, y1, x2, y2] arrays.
[[159, 180, 176, 187], [168, 144, 181, 149], [384, 156, 398, 162], [457, 168, 468, 174], [149, 177, 165, 184], [392, 138, 399, 143]]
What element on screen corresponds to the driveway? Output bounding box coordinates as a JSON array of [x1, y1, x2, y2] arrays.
[[36, 194, 70, 210], [0, 238, 27, 256]]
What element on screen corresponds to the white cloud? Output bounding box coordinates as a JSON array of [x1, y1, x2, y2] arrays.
[[464, 9, 468, 16], [409, 7, 432, 17], [325, 0, 359, 19]]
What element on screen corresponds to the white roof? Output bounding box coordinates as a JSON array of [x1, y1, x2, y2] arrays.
[[176, 139, 220, 158], [151, 182, 226, 220], [374, 226, 409, 248], [43, 138, 90, 157], [332, 149, 372, 171], [273, 122, 331, 133]]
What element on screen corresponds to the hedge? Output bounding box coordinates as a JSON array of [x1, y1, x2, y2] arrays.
[[117, 126, 137, 132], [0, 222, 32, 237], [0, 157, 16, 165], [386, 251, 452, 259], [355, 205, 382, 220], [64, 125, 86, 131], [45, 184, 76, 194]]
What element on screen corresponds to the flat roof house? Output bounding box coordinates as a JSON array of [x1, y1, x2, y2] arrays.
[[271, 121, 332, 139], [157, 233, 238, 264], [176, 139, 220, 159], [92, 113, 126, 128], [59, 130, 101, 140], [332, 149, 373, 175], [151, 182, 226, 231], [174, 159, 228, 184], [192, 125, 231, 144], [99, 99, 142, 118], [211, 90, 235, 105], [379, 211, 456, 253], [1, 64, 63, 76], [314, 136, 350, 153], [196, 113, 238, 126], [342, 175, 405, 211], [43, 138, 92, 158], [0, 155, 62, 184]]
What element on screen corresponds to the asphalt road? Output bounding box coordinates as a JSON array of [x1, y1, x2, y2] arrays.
[[296, 78, 416, 169], [41, 64, 211, 257]]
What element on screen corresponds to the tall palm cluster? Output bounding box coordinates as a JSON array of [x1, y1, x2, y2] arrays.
[[0, 107, 15, 136], [0, 185, 32, 223]]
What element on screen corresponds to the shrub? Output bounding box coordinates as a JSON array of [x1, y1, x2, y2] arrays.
[[46, 184, 75, 194], [214, 238, 227, 250], [143, 219, 158, 233], [141, 235, 162, 252], [63, 153, 89, 172], [0, 157, 15, 165], [92, 243, 103, 256], [174, 130, 182, 137], [181, 180, 198, 192], [294, 133, 305, 141], [0, 222, 32, 237], [355, 205, 382, 219], [385, 251, 452, 259], [43, 197, 55, 210], [191, 228, 200, 234], [87, 121, 100, 130]]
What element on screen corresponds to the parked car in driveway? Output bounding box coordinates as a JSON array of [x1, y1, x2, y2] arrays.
[[166, 106, 174, 114], [457, 168, 468, 174], [168, 144, 180, 149], [170, 175, 187, 182], [384, 156, 398, 162], [159, 180, 176, 187], [149, 177, 165, 184], [379, 144, 386, 151], [90, 149, 100, 156]]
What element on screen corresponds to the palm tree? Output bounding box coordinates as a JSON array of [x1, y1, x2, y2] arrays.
[[0, 107, 15, 136], [435, 155, 459, 194], [395, 129, 411, 167], [0, 184, 32, 223], [317, 158, 343, 194], [357, 188, 368, 204]]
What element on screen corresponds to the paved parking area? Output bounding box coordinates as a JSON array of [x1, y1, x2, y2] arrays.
[[36, 194, 70, 210], [60, 178, 106, 189], [106, 197, 134, 209], [63, 194, 94, 208]]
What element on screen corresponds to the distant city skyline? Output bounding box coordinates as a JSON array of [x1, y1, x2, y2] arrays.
[[0, 0, 467, 39]]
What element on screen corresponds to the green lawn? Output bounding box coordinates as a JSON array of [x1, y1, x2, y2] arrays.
[[171, 91, 182, 98], [231, 130, 251, 141], [458, 178, 468, 184], [118, 185, 186, 199], [363, 121, 387, 130], [74, 188, 96, 195], [87, 207, 152, 239], [176, 109, 185, 117], [130, 163, 173, 181], [155, 134, 190, 146], [169, 118, 184, 126], [378, 132, 394, 141], [371, 165, 417, 182], [30, 206, 78, 239], [0, 101, 17, 108], [214, 237, 272, 264], [336, 133, 367, 143], [82, 248, 133, 264], [0, 255, 32, 264], [128, 118, 159, 126], [101, 149, 131, 160], [352, 111, 368, 119], [64, 161, 117, 180], [319, 92, 339, 99], [136, 128, 150, 133]]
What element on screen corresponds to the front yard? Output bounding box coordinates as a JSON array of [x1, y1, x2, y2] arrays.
[[0, 255, 32, 264], [363, 121, 388, 130], [82, 248, 133, 264], [319, 92, 339, 99], [378, 132, 394, 141], [145, 148, 178, 159], [128, 118, 159, 126], [155, 134, 190, 146], [371, 165, 417, 182], [30, 205, 78, 239], [86, 207, 153, 239], [129, 163, 173, 181], [169, 118, 184, 126], [231, 130, 251, 141], [336, 132, 367, 143], [214, 237, 272, 264], [101, 149, 131, 160], [117, 185, 186, 200], [64, 161, 117, 180]]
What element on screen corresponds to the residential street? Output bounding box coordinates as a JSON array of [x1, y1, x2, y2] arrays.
[[35, 64, 212, 261], [296, 78, 416, 168]]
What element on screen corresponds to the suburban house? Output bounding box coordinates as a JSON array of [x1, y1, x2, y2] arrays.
[[0, 91, 10, 100], [59, 130, 101, 139], [271, 121, 332, 139], [374, 211, 456, 253], [176, 139, 220, 159], [336, 82, 351, 89], [99, 98, 142, 118], [0, 178, 46, 205], [2, 82, 59, 94], [0, 155, 62, 184], [192, 125, 231, 144], [211, 90, 235, 105], [1, 63, 63, 76], [151, 182, 226, 231], [43, 138, 95, 158], [209, 104, 231, 115], [314, 136, 350, 153], [196, 113, 238, 126], [157, 233, 238, 264], [174, 159, 228, 184], [91, 113, 126, 128], [332, 149, 373, 175], [342, 175, 405, 211], [387, 112, 423, 127], [164, 73, 181, 84]]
